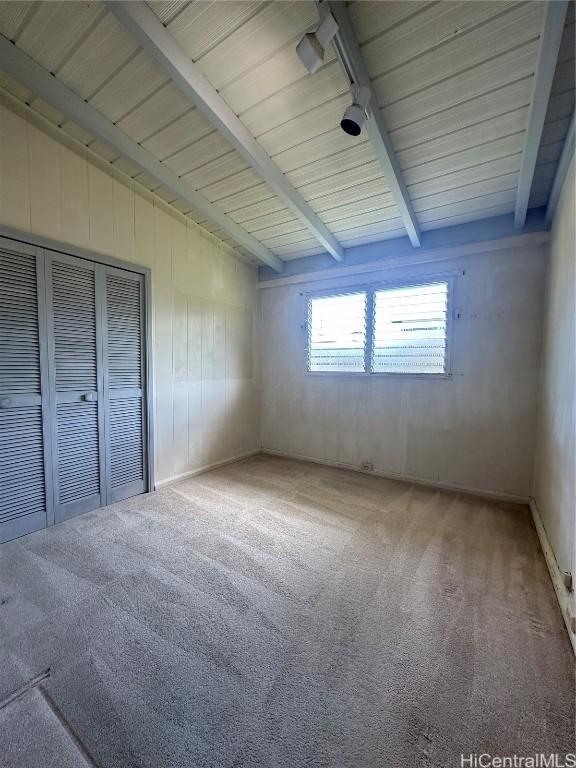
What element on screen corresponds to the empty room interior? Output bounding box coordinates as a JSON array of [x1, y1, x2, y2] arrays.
[[0, 1, 575, 766]]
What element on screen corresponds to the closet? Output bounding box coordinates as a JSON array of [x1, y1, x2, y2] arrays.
[[0, 236, 150, 544]]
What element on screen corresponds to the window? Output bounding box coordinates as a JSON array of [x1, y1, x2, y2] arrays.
[[306, 280, 450, 375], [308, 291, 367, 372]]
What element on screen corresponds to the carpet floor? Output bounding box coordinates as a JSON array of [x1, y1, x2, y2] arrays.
[[0, 454, 574, 768]]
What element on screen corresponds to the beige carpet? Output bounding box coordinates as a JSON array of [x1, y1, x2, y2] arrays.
[[0, 454, 574, 767]]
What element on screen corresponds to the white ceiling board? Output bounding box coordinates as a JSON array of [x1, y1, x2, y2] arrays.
[[402, 135, 524, 186], [202, 167, 266, 203], [299, 163, 387, 208], [2, 0, 568, 267], [541, 116, 572, 147], [407, 155, 522, 202], [416, 189, 517, 222], [57, 12, 139, 100], [551, 58, 576, 96], [16, 2, 104, 74], [349, 1, 431, 46], [221, 38, 337, 118], [242, 210, 302, 234], [259, 94, 351, 158], [363, 1, 519, 78], [141, 107, 213, 160], [536, 140, 564, 167], [107, 0, 344, 261], [260, 229, 325, 251], [320, 197, 397, 225], [286, 143, 375, 190], [390, 80, 533, 155], [146, 1, 187, 26], [326, 207, 404, 236], [396, 109, 529, 171], [412, 174, 519, 215], [216, 185, 279, 216], [420, 202, 517, 232], [380, 41, 539, 132], [117, 81, 191, 143], [275, 241, 327, 260], [367, 3, 543, 105], [274, 128, 370, 175], [166, 1, 261, 61], [163, 130, 234, 176], [250, 220, 309, 242], [309, 179, 393, 214], [193, 2, 317, 91], [337, 222, 407, 248], [182, 153, 250, 192], [236, 208, 296, 232], [0, 1, 34, 40], [241, 60, 346, 138], [89, 51, 168, 123], [545, 89, 575, 124]]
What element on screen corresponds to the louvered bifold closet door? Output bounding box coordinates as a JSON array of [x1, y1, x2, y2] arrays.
[[0, 240, 52, 543], [101, 267, 146, 503], [46, 253, 105, 522]]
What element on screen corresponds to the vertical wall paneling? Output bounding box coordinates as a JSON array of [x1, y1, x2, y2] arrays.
[[0, 96, 260, 490], [61, 143, 90, 249], [0, 97, 31, 232]]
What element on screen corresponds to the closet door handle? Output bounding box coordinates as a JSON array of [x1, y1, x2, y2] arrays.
[[0, 397, 12, 409], [82, 392, 98, 402]]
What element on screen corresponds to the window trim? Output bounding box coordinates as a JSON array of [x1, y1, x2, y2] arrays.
[[303, 274, 455, 379]]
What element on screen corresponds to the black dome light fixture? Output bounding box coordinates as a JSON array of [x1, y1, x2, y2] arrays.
[[341, 85, 371, 136]]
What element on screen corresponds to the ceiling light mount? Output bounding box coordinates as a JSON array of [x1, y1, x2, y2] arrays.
[[296, 12, 338, 74]]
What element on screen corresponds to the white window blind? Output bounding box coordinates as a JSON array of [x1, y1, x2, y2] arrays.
[[307, 291, 367, 372], [372, 281, 449, 374], [306, 280, 450, 376]]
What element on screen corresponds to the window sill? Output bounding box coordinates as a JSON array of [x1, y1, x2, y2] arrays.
[[304, 371, 453, 380]]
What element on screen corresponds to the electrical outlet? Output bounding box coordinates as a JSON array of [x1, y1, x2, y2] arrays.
[[360, 462, 373, 472]]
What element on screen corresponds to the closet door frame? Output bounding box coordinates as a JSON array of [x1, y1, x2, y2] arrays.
[[0, 225, 155, 506]]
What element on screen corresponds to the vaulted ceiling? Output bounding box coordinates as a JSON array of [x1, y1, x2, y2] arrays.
[[0, 1, 574, 271]]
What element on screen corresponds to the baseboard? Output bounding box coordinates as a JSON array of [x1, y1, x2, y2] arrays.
[[261, 448, 530, 504], [155, 449, 262, 489], [529, 497, 576, 656]]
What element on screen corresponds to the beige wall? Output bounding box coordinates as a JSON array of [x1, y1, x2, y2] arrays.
[[533, 156, 575, 579], [260, 242, 547, 499], [0, 94, 260, 486]]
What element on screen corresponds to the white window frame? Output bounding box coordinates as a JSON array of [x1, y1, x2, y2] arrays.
[[303, 274, 455, 379]]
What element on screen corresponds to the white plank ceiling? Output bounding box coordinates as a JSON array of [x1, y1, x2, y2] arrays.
[[0, 0, 573, 266]]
